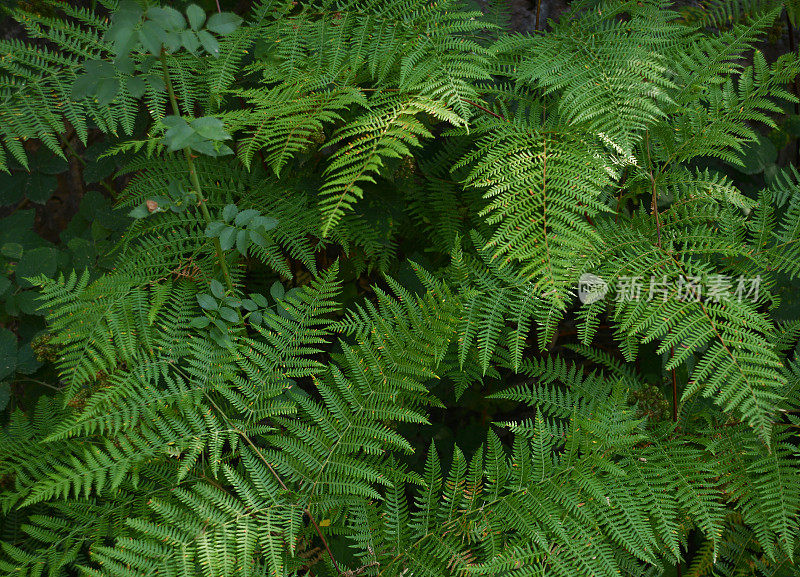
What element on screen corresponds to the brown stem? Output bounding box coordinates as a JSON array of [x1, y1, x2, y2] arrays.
[[464, 98, 506, 122], [239, 434, 342, 575], [535, 0, 542, 30]]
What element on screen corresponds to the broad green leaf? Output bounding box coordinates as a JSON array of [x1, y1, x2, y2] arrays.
[[270, 281, 285, 301], [219, 306, 238, 322], [236, 229, 248, 255], [197, 30, 220, 57], [210, 279, 225, 299], [190, 316, 211, 328], [129, 204, 150, 219], [190, 140, 233, 157], [250, 293, 268, 307], [96, 77, 120, 106], [249, 230, 268, 248], [205, 221, 226, 237], [206, 12, 243, 35], [186, 4, 206, 30], [197, 293, 219, 311], [146, 7, 186, 31], [1, 243, 23, 259], [251, 215, 278, 231], [191, 117, 231, 141], [222, 204, 239, 223], [235, 209, 260, 227], [16, 248, 58, 287], [139, 20, 168, 55], [219, 226, 236, 250], [180, 29, 201, 54], [126, 77, 147, 98]]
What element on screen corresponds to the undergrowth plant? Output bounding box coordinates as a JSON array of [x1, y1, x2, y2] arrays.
[[1, 0, 800, 575]]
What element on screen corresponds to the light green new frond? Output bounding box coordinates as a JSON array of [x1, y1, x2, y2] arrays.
[[458, 123, 613, 301], [319, 94, 459, 235], [497, 0, 680, 154]]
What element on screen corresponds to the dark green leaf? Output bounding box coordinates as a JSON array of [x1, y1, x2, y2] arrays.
[[205, 221, 226, 237], [250, 293, 268, 308], [17, 291, 41, 315], [190, 316, 211, 328], [206, 12, 243, 35], [219, 306, 238, 323], [16, 248, 58, 287], [210, 279, 225, 299], [191, 117, 230, 141], [96, 77, 120, 106], [236, 229, 248, 256], [249, 229, 268, 248], [16, 344, 41, 374], [180, 29, 201, 54], [219, 226, 236, 250], [197, 293, 219, 311], [186, 4, 206, 30], [251, 215, 278, 231], [190, 140, 233, 157], [163, 30, 182, 53], [126, 76, 147, 98], [197, 30, 220, 57], [2, 243, 23, 259], [146, 7, 186, 31], [234, 209, 260, 227], [270, 281, 285, 301], [163, 117, 196, 152], [222, 204, 239, 223], [129, 204, 150, 219], [71, 74, 94, 100], [139, 20, 168, 55]]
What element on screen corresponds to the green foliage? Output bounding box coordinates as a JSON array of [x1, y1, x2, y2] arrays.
[[1, 0, 800, 576]]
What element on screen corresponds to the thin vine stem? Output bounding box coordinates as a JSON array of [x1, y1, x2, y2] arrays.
[[160, 50, 235, 293], [160, 47, 342, 575]]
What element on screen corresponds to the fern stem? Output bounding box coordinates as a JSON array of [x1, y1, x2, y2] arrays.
[[160, 51, 236, 293], [237, 427, 343, 575]]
